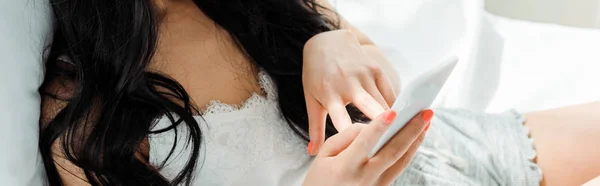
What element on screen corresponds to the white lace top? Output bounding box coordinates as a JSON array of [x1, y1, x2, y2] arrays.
[[149, 70, 312, 185]]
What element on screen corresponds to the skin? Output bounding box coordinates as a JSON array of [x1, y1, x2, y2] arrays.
[[304, 110, 430, 186], [525, 102, 600, 186], [40, 0, 600, 185], [303, 29, 398, 155]]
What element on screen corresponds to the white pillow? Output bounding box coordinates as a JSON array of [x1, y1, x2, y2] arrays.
[[0, 1, 53, 185], [456, 13, 600, 112]]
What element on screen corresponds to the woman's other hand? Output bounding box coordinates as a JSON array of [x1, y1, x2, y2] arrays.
[[303, 110, 431, 186], [303, 29, 398, 155]]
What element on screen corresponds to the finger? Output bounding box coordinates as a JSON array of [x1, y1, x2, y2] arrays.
[[305, 91, 328, 156], [319, 124, 366, 157], [326, 102, 353, 131], [341, 110, 397, 165], [364, 82, 390, 110], [375, 131, 427, 186], [375, 75, 398, 107], [366, 110, 432, 172], [352, 89, 386, 120]]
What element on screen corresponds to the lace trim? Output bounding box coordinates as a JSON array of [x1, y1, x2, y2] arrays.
[[509, 109, 544, 185], [201, 69, 277, 115]]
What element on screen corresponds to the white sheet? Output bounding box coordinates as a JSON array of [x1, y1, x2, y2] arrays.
[[461, 13, 600, 112], [337, 0, 600, 113], [0, 1, 52, 185]]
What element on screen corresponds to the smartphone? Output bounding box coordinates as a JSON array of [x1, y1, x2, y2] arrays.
[[368, 56, 458, 158]]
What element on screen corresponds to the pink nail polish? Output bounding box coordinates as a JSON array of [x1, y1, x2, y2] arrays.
[[384, 111, 397, 125], [422, 109, 434, 123], [307, 141, 313, 154]]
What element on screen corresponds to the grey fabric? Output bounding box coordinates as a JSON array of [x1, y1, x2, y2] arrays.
[[393, 109, 542, 186]]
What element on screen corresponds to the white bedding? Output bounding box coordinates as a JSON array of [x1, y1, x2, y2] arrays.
[[337, 0, 600, 113], [454, 13, 600, 112], [0, 1, 52, 185]]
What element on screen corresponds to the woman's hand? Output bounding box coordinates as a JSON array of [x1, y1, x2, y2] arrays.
[[303, 29, 398, 155], [303, 110, 432, 186]]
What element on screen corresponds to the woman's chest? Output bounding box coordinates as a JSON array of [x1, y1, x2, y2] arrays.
[[149, 102, 312, 185], [151, 4, 263, 110], [196, 112, 311, 185]]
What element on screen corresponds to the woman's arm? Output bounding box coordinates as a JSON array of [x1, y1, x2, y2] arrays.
[[316, 0, 401, 95]]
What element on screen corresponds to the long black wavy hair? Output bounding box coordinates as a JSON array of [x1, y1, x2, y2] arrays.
[[40, 0, 365, 185]]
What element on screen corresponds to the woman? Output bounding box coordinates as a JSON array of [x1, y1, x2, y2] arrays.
[[39, 0, 600, 185]]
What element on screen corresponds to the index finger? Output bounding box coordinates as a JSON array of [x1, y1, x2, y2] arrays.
[[305, 92, 328, 156], [352, 89, 386, 120], [326, 102, 353, 132]]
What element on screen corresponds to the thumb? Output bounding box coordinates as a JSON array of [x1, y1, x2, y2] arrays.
[[320, 124, 364, 157], [305, 92, 327, 156]]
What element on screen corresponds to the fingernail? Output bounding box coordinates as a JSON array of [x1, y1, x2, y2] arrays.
[[307, 141, 313, 154], [384, 110, 397, 125], [424, 122, 431, 131], [421, 109, 434, 123]]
